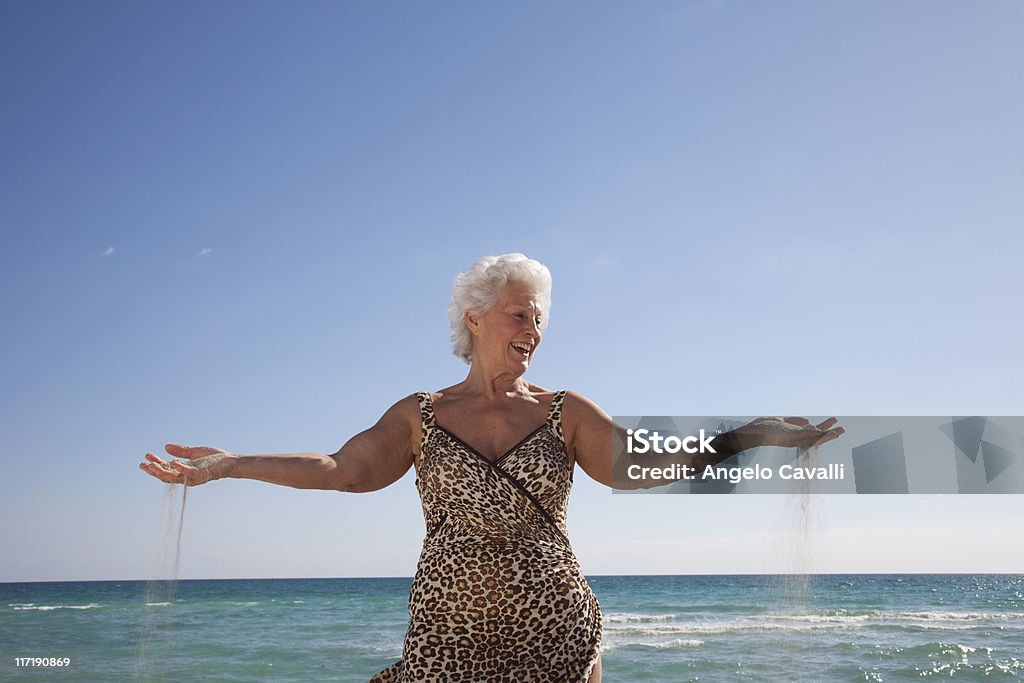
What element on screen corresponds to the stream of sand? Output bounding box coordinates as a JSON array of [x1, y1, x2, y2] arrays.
[[136, 482, 187, 681]]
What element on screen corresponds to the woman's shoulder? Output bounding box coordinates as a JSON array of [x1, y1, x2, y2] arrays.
[[378, 393, 430, 427], [559, 389, 597, 407], [558, 390, 611, 424], [524, 382, 557, 399]]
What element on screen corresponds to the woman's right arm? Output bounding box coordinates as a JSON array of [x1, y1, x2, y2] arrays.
[[139, 395, 420, 493]]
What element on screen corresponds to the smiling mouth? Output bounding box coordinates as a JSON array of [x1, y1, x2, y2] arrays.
[[510, 342, 532, 358]]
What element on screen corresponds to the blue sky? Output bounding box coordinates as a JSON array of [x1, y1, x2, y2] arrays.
[[1, 0, 1022, 581]]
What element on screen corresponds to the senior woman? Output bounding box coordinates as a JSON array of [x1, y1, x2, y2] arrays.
[[140, 253, 843, 682]]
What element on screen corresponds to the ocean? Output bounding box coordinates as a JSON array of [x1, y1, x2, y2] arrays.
[[1, 574, 1021, 681]]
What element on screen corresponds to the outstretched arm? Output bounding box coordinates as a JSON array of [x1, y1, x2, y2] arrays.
[[563, 391, 731, 490], [563, 392, 843, 490], [139, 395, 419, 493]]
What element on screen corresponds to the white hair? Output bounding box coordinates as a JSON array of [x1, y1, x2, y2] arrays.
[[449, 253, 552, 364]]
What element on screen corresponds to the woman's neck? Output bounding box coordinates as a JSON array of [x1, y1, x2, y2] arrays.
[[456, 364, 532, 401]]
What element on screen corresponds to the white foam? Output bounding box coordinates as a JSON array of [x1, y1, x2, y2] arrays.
[[771, 613, 872, 624], [599, 609, 1020, 637], [892, 610, 1016, 622], [12, 603, 101, 611], [603, 612, 676, 623], [601, 638, 704, 653], [650, 638, 704, 649]]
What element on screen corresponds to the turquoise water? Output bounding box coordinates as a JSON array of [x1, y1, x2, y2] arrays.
[[1, 574, 1021, 681]]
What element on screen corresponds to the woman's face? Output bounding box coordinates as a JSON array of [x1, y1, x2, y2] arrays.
[[468, 281, 544, 374]]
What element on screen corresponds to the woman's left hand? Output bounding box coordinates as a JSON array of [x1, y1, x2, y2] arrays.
[[140, 444, 233, 486], [733, 417, 844, 450]]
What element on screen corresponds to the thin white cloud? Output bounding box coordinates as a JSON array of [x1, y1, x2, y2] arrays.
[[591, 256, 616, 269], [197, 247, 213, 257], [103, 246, 115, 256]]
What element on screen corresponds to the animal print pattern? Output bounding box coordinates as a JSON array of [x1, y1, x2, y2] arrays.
[[369, 391, 602, 682]]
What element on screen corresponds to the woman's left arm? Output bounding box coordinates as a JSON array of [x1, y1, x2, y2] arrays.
[[563, 391, 844, 490]]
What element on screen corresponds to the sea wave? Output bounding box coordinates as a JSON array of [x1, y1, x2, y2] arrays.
[[601, 638, 704, 653], [601, 609, 1021, 636], [603, 612, 676, 623], [10, 603, 102, 611], [892, 610, 1016, 622]]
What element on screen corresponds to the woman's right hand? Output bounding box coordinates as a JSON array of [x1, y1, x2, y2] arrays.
[[139, 444, 234, 486]]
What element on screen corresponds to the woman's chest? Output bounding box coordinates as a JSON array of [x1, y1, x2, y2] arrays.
[[435, 404, 551, 463]]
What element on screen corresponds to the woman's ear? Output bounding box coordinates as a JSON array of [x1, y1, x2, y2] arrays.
[[464, 310, 479, 334]]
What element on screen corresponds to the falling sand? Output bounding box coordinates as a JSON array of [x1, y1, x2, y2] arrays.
[[751, 419, 822, 592], [770, 444, 822, 682], [136, 482, 188, 681]]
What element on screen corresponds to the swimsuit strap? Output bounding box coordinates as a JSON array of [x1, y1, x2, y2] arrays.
[[546, 390, 567, 445], [416, 392, 436, 453]]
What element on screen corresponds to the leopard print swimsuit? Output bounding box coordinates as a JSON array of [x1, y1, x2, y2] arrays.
[[369, 391, 603, 682]]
